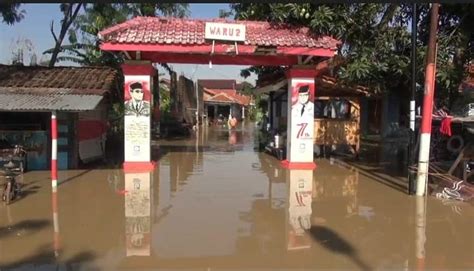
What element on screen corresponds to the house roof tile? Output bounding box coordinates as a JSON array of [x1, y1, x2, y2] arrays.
[[99, 17, 340, 50], [0, 64, 118, 96]]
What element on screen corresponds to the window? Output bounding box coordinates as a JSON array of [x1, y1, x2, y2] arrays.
[[315, 98, 351, 120]]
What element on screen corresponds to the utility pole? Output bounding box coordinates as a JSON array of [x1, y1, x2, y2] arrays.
[[195, 80, 199, 131], [408, 3, 417, 195], [416, 3, 439, 196]]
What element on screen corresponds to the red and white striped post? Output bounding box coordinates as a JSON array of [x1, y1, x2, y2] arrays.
[[51, 111, 58, 192], [51, 111, 60, 256], [416, 4, 439, 196]]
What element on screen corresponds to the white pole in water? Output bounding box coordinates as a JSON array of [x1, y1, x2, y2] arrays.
[[195, 80, 199, 131]]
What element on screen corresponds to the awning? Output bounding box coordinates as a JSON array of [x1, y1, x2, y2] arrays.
[[0, 94, 104, 112]]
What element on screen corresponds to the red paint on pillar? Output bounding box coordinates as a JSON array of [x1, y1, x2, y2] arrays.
[[416, 258, 425, 271], [280, 160, 317, 170], [286, 68, 318, 79], [121, 63, 155, 76], [420, 63, 436, 134], [51, 160, 58, 181], [123, 161, 157, 173], [51, 118, 57, 140]]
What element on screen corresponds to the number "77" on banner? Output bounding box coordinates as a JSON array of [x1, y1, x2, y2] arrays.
[[296, 123, 309, 138]]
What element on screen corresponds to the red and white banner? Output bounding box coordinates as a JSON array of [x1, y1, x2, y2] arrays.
[[78, 109, 107, 162], [287, 78, 315, 163]]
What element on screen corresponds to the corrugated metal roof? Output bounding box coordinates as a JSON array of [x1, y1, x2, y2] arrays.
[[0, 94, 104, 112]]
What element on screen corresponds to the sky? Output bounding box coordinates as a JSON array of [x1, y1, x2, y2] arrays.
[[0, 4, 257, 84]]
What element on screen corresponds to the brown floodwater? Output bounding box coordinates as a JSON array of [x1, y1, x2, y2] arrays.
[[0, 123, 473, 270]]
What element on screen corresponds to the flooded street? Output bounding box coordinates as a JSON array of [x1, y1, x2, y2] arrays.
[[1, 123, 473, 270]]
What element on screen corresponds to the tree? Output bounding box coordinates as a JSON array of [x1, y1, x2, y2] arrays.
[[47, 3, 83, 67], [231, 3, 473, 110], [43, 3, 189, 69], [8, 37, 35, 65], [0, 4, 25, 25]]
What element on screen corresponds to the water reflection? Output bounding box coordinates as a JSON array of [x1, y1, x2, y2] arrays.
[[0, 124, 473, 270], [124, 171, 153, 256], [286, 169, 313, 250], [415, 196, 427, 271]]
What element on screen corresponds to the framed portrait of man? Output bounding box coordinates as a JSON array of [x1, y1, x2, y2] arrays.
[[124, 81, 151, 117]]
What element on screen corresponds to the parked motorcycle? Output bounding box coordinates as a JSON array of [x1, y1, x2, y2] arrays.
[[1, 160, 22, 205]]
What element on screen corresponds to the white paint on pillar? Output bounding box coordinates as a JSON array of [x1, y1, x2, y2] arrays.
[[52, 139, 57, 160], [286, 77, 315, 163], [416, 133, 431, 196], [124, 74, 152, 162], [52, 180, 58, 192]]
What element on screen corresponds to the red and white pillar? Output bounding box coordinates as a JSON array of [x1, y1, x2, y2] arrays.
[[51, 110, 60, 257], [121, 62, 156, 255], [281, 67, 317, 170], [122, 61, 157, 172], [51, 111, 58, 192], [416, 4, 439, 196]]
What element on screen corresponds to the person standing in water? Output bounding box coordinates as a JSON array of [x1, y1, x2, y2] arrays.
[[228, 114, 238, 129]]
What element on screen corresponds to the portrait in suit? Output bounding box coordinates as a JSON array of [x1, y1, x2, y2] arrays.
[[291, 84, 314, 121], [124, 81, 151, 117]]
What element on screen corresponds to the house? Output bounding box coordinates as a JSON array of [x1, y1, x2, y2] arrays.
[[255, 73, 371, 157], [198, 79, 253, 123], [0, 64, 120, 170]]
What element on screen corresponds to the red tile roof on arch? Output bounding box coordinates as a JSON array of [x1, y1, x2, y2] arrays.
[[99, 16, 340, 50]]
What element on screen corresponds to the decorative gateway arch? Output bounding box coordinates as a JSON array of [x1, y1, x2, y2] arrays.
[[99, 16, 340, 172]]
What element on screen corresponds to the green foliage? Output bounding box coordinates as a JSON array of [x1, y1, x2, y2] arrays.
[[42, 3, 189, 69], [107, 102, 125, 134], [232, 3, 474, 107], [0, 4, 25, 25], [159, 84, 171, 115]]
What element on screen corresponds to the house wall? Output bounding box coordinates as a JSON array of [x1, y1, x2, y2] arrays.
[[269, 90, 287, 132], [381, 93, 400, 137], [0, 111, 78, 170], [77, 101, 108, 164], [170, 71, 179, 116], [313, 97, 361, 153], [0, 112, 49, 170], [360, 97, 383, 136], [177, 75, 203, 124], [230, 104, 242, 119]]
